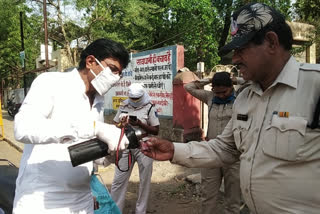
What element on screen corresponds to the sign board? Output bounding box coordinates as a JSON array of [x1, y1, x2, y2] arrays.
[[112, 96, 128, 110], [104, 45, 181, 117], [19, 51, 25, 68]]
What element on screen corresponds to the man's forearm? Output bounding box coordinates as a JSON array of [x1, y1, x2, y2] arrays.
[[171, 139, 239, 168]]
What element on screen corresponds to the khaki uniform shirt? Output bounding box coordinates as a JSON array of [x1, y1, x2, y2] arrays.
[[184, 80, 233, 139], [114, 102, 160, 135], [173, 56, 320, 214]]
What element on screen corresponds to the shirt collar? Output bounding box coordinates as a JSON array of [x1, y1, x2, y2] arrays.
[[71, 68, 86, 93], [249, 56, 299, 95], [272, 56, 299, 89]]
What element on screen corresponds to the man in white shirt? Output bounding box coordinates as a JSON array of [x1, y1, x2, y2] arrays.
[[13, 38, 130, 214]]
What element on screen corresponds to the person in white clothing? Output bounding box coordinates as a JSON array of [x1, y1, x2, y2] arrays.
[[13, 38, 130, 214], [111, 83, 159, 214]]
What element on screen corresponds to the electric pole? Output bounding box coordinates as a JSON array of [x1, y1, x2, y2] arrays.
[[20, 11, 27, 97], [44, 0, 49, 69]]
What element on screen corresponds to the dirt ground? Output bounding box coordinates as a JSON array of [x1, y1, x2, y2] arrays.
[[99, 161, 201, 214], [99, 161, 250, 214], [1, 141, 249, 214]]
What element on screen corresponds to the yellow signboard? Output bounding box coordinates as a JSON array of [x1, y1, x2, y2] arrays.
[[0, 100, 4, 139], [112, 96, 128, 110]]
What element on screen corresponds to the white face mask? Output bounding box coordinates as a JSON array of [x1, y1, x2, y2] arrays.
[[90, 58, 120, 96], [129, 96, 144, 108]]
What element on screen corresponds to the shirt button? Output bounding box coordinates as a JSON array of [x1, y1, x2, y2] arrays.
[[255, 128, 259, 133], [247, 157, 251, 161], [280, 124, 286, 130], [245, 188, 249, 193]]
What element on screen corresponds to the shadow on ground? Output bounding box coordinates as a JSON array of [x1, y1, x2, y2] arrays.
[[99, 161, 250, 214]]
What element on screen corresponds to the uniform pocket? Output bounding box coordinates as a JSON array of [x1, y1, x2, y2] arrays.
[[232, 117, 252, 150], [262, 115, 307, 161]]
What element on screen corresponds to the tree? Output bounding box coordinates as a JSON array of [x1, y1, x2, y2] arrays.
[[75, 0, 163, 50], [294, 0, 320, 62], [29, 0, 86, 66], [76, 0, 223, 71], [146, 0, 292, 70], [166, 0, 222, 70], [0, 0, 299, 92], [0, 0, 41, 90]]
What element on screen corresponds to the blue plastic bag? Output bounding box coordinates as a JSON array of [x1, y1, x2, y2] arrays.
[[90, 174, 121, 214]]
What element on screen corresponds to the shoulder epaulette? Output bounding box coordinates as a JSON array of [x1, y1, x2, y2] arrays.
[[299, 63, 320, 72], [236, 82, 252, 97]]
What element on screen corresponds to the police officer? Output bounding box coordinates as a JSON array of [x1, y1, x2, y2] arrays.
[[111, 83, 159, 214], [141, 3, 320, 214], [184, 72, 241, 214]]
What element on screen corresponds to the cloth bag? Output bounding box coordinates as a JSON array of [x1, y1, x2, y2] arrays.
[[90, 174, 121, 214]]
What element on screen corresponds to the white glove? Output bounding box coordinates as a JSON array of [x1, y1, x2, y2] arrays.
[[119, 113, 128, 123], [95, 121, 129, 152]]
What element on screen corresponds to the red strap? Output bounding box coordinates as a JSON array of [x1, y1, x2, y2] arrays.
[[115, 127, 132, 172], [115, 127, 125, 167]]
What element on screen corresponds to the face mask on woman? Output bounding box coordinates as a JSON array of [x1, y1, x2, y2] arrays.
[[90, 58, 120, 96], [129, 96, 144, 108]]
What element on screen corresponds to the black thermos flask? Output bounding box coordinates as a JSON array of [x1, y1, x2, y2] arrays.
[[68, 125, 142, 167]]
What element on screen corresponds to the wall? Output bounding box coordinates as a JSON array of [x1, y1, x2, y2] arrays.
[[104, 45, 185, 141], [36, 49, 77, 72], [104, 45, 184, 117], [288, 21, 316, 63]]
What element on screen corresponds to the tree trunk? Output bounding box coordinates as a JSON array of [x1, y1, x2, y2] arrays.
[[218, 0, 233, 50], [49, 0, 75, 66]]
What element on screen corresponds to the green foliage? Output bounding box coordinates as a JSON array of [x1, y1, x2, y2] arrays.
[[1, 0, 315, 91], [75, 0, 163, 50], [147, 0, 223, 71], [0, 0, 44, 89], [294, 0, 320, 62], [294, 0, 320, 20], [0, 1, 26, 88], [75, 0, 223, 70]]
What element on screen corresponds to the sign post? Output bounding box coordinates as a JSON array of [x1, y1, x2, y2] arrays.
[[19, 51, 25, 68], [0, 100, 4, 139]]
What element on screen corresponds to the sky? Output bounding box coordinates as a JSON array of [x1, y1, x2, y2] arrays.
[[26, 1, 86, 27]]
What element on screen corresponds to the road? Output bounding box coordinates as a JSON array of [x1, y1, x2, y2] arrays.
[[0, 108, 22, 166], [0, 140, 21, 167], [0, 111, 21, 214], [0, 107, 22, 166]]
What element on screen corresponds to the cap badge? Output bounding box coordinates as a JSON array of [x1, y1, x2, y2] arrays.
[[231, 18, 238, 36]]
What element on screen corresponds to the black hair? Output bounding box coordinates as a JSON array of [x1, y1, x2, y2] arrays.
[[211, 72, 232, 87], [78, 38, 130, 70], [250, 7, 293, 50]]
